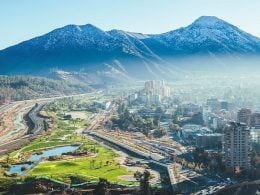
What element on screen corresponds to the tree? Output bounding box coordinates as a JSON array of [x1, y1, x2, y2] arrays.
[[134, 170, 151, 195], [153, 128, 166, 138], [170, 123, 180, 134], [6, 154, 11, 164], [43, 120, 48, 131], [190, 112, 204, 125], [94, 178, 109, 195], [155, 106, 164, 113]]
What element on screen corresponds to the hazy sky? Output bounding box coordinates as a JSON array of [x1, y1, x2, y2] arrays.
[[1, 0, 260, 49]]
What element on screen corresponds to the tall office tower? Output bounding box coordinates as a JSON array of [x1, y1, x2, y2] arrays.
[[223, 122, 251, 171], [237, 108, 251, 127]]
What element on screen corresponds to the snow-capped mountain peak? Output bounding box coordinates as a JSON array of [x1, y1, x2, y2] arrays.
[[192, 16, 226, 26]]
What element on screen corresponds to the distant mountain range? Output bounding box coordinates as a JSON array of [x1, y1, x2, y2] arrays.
[[1, 16, 260, 82]]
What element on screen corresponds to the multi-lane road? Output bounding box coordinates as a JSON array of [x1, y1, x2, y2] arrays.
[[0, 102, 48, 155], [0, 93, 98, 155]]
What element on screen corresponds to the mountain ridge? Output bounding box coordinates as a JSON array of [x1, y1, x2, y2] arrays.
[[1, 16, 260, 81]]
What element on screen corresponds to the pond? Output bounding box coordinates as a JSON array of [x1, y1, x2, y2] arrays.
[[28, 145, 79, 162], [9, 145, 79, 175], [9, 162, 34, 175]]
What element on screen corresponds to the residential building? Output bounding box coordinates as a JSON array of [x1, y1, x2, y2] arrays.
[[181, 124, 212, 139], [251, 112, 260, 129], [251, 128, 260, 145], [206, 98, 220, 111], [144, 80, 170, 98], [212, 117, 226, 130], [196, 133, 223, 149], [223, 122, 251, 171], [237, 108, 251, 127], [128, 93, 138, 105]]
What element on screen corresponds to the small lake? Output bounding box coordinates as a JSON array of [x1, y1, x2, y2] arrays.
[[9, 145, 79, 175], [28, 145, 79, 162], [9, 163, 34, 175]]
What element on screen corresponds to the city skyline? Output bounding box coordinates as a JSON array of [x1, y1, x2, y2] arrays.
[[1, 0, 260, 49]]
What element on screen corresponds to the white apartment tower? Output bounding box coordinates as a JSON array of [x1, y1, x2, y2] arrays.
[[223, 122, 251, 171]]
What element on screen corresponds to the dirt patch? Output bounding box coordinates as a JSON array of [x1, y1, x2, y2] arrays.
[[65, 112, 87, 120], [114, 150, 160, 185]]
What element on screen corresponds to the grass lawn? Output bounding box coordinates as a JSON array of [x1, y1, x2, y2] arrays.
[[28, 146, 134, 185], [13, 112, 85, 154], [20, 111, 134, 185], [0, 104, 136, 187], [0, 97, 136, 189]]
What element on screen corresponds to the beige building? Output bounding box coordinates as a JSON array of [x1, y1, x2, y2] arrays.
[[223, 122, 251, 171]]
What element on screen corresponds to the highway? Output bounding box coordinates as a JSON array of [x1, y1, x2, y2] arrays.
[[0, 92, 99, 114], [0, 92, 101, 155], [27, 102, 48, 134], [0, 102, 48, 155]]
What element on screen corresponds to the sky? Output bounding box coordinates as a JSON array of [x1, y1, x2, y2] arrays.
[[1, 0, 260, 49]]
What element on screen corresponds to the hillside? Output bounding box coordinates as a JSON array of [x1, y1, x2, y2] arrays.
[[0, 76, 92, 101]]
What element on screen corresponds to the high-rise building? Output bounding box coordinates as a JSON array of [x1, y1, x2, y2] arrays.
[[223, 122, 251, 171], [144, 80, 155, 92], [206, 98, 220, 111], [219, 100, 229, 110], [250, 112, 260, 129], [128, 93, 138, 105], [237, 108, 251, 127], [202, 106, 212, 125], [212, 117, 226, 130], [144, 80, 170, 98]]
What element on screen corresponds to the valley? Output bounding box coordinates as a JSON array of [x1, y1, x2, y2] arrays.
[[1, 3, 260, 194]]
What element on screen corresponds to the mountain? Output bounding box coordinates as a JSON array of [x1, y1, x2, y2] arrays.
[[144, 16, 260, 56], [1, 16, 260, 81]]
